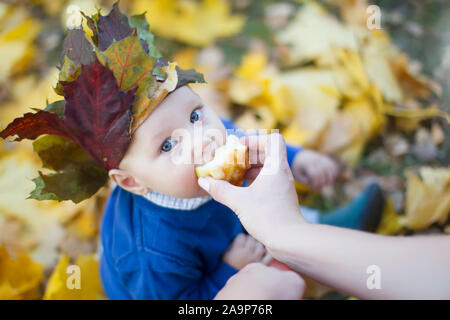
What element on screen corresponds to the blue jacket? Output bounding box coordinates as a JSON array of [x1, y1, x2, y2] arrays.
[[100, 119, 302, 299]]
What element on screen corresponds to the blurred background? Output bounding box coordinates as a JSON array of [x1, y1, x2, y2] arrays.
[[0, 0, 449, 299]]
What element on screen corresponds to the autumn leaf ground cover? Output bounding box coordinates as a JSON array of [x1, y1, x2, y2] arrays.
[[0, 0, 448, 299]]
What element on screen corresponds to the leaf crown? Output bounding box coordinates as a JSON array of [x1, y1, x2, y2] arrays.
[[0, 1, 205, 203]]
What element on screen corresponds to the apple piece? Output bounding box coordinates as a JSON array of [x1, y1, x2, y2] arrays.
[[195, 135, 250, 186]]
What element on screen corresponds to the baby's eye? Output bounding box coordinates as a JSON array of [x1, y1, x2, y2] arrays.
[[190, 108, 203, 124], [161, 138, 177, 152]]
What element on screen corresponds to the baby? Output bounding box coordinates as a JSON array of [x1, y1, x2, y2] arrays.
[[0, 2, 381, 300], [101, 85, 329, 299]]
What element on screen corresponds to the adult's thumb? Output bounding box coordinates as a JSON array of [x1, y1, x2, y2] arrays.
[[198, 177, 240, 210]]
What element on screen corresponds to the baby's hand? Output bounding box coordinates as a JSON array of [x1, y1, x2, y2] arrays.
[[292, 150, 339, 191], [222, 234, 271, 270]]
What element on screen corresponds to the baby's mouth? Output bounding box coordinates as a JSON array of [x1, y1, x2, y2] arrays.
[[199, 141, 218, 166]]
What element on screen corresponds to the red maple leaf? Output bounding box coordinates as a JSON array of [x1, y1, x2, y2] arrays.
[[0, 59, 136, 171], [0, 109, 73, 141], [60, 59, 136, 170], [60, 27, 95, 66], [97, 2, 133, 51]]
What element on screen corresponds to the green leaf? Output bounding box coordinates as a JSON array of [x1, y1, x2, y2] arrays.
[[154, 56, 205, 87], [55, 56, 81, 96], [175, 66, 206, 88], [28, 166, 108, 204], [30, 135, 108, 203], [32, 135, 94, 171], [152, 65, 167, 82], [128, 13, 162, 58], [31, 100, 66, 119], [28, 175, 59, 201]]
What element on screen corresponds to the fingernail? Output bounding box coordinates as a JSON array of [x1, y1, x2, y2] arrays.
[[198, 177, 210, 192]]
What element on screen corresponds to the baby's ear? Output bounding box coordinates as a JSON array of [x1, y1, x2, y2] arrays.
[[108, 169, 150, 195]]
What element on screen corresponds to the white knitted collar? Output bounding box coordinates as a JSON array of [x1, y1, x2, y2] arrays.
[[141, 189, 212, 211]]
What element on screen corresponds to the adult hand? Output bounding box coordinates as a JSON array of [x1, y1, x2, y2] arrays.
[[198, 133, 306, 247], [214, 263, 305, 300], [291, 150, 339, 191]]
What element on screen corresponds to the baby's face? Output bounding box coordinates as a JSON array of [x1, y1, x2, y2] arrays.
[[116, 86, 226, 198]]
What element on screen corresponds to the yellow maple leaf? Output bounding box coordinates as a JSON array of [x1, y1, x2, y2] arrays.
[[280, 68, 341, 148], [230, 53, 296, 126], [282, 124, 310, 147], [0, 246, 44, 300], [235, 107, 277, 132], [132, 0, 245, 47], [0, 71, 61, 132], [0, 6, 41, 81], [402, 167, 450, 230], [44, 254, 106, 300], [376, 199, 403, 235], [0, 217, 37, 254], [0, 148, 100, 266], [276, 3, 358, 67], [66, 208, 99, 239], [359, 32, 403, 102], [327, 0, 370, 26]]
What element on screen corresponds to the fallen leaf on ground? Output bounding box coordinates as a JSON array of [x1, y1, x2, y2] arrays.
[[132, 0, 245, 47], [376, 198, 403, 235], [402, 167, 450, 230], [0, 246, 44, 299], [44, 254, 105, 300]]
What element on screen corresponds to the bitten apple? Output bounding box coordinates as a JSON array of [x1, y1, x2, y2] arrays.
[[195, 135, 250, 186]]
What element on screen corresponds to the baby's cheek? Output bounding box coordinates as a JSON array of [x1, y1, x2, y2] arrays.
[[158, 162, 203, 198], [176, 164, 206, 197]]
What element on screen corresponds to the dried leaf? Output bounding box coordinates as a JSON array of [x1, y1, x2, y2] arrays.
[[0, 8, 41, 81], [0, 217, 36, 254], [132, 0, 245, 47], [402, 167, 450, 230], [0, 150, 73, 266], [230, 53, 295, 125], [0, 246, 44, 300], [44, 254, 105, 300], [276, 3, 358, 66], [280, 68, 341, 147], [376, 198, 403, 235], [360, 33, 403, 102]]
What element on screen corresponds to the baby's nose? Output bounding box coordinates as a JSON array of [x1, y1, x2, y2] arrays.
[[202, 137, 217, 161], [193, 136, 216, 165]]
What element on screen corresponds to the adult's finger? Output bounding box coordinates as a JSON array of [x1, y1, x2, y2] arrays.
[[240, 135, 270, 167], [243, 167, 262, 180], [241, 134, 288, 180], [258, 133, 289, 178], [261, 252, 272, 265], [198, 177, 241, 211]]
